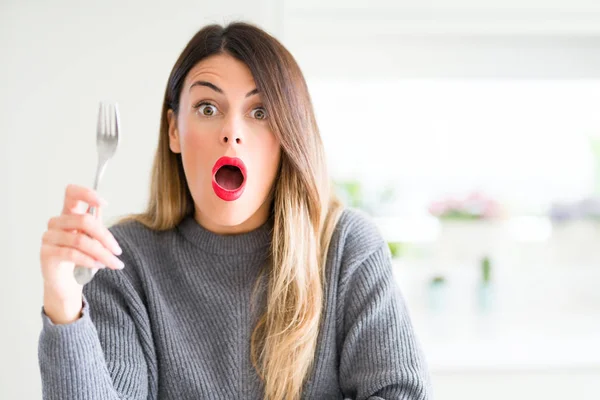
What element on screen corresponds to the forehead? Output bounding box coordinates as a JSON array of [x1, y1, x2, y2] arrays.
[[184, 54, 256, 90]]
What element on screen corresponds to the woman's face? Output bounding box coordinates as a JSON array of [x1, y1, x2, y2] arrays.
[[168, 54, 281, 234]]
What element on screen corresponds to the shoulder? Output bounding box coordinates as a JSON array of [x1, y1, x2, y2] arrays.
[[329, 207, 390, 278], [328, 208, 395, 326]]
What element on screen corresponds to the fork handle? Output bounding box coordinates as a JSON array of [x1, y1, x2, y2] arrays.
[[73, 162, 106, 285], [73, 206, 100, 285]]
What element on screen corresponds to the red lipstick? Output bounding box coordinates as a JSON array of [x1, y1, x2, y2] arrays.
[[212, 156, 247, 201]]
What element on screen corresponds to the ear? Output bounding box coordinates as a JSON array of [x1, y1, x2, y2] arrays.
[[167, 109, 181, 154]]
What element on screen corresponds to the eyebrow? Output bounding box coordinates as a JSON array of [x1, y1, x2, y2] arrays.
[[189, 80, 259, 98]]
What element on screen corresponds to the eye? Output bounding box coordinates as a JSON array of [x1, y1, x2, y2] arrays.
[[196, 102, 219, 117], [250, 107, 268, 120]]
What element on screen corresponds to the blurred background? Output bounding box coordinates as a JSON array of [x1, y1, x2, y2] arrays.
[[2, 0, 600, 398]]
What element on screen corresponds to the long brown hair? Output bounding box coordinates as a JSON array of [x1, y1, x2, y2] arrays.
[[117, 22, 344, 400]]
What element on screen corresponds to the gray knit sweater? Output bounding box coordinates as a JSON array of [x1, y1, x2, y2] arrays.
[[38, 208, 432, 399]]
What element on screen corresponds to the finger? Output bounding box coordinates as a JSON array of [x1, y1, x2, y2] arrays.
[[62, 184, 108, 215], [47, 214, 122, 255], [42, 230, 124, 270], [94, 205, 103, 222], [41, 243, 105, 271]]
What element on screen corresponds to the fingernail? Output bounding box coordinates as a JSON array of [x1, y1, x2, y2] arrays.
[[94, 261, 107, 269], [112, 241, 123, 255], [100, 198, 109, 207], [113, 257, 125, 269]]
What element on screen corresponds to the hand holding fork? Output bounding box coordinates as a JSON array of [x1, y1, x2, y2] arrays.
[[40, 102, 122, 324], [73, 102, 121, 285]]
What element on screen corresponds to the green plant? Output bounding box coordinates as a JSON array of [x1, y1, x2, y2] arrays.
[[439, 210, 482, 221], [481, 256, 492, 283], [430, 275, 446, 285], [334, 180, 364, 209], [387, 242, 404, 258]]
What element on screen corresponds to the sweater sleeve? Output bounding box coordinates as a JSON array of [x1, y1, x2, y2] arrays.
[[338, 244, 433, 400], [37, 230, 156, 400]]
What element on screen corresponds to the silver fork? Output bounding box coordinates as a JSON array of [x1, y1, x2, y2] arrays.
[[73, 102, 120, 285]]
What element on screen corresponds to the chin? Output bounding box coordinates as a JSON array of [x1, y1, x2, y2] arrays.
[[212, 211, 250, 228]]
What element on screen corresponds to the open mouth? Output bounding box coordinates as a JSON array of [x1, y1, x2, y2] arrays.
[[212, 156, 247, 201], [214, 165, 244, 190]]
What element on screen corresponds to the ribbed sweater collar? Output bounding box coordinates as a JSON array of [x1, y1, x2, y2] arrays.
[[176, 214, 273, 255]]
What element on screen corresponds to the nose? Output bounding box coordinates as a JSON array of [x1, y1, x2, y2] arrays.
[[221, 133, 241, 145], [220, 116, 244, 145]]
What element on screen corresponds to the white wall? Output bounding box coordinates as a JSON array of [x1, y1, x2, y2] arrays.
[[2, 1, 599, 399], [0, 1, 279, 398]]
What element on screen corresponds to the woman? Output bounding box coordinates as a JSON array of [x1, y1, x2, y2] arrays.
[[38, 22, 431, 400]]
